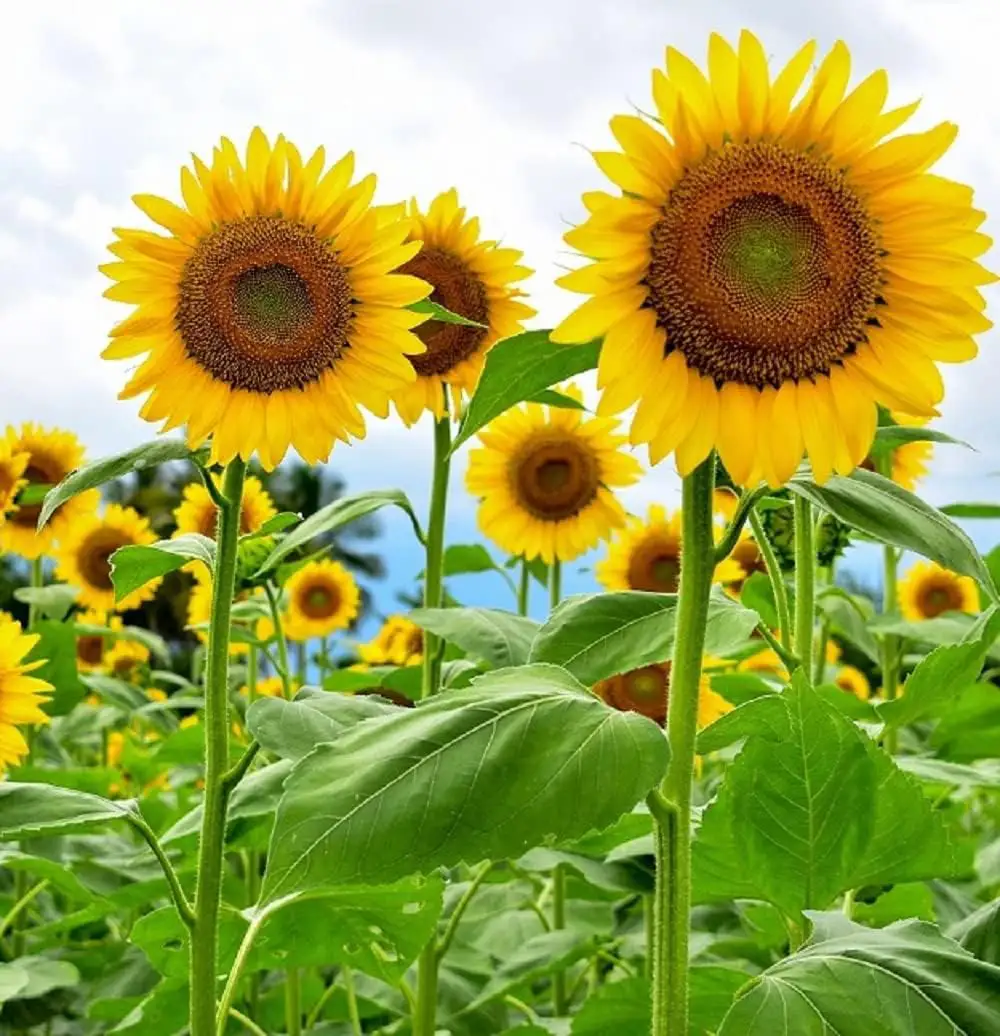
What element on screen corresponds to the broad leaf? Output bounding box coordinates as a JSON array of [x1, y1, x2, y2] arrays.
[[950, 899, 1000, 965], [719, 915, 1000, 1035], [38, 439, 199, 529], [874, 425, 969, 449], [442, 543, 502, 576], [13, 583, 78, 622], [409, 607, 539, 669], [571, 976, 650, 1035], [111, 535, 215, 602], [943, 503, 1000, 519], [879, 606, 1000, 727], [261, 665, 668, 902], [451, 331, 600, 452], [0, 783, 132, 839], [788, 469, 996, 598], [244, 511, 301, 538], [27, 620, 86, 715], [530, 592, 758, 686], [257, 489, 422, 573], [818, 587, 880, 663]]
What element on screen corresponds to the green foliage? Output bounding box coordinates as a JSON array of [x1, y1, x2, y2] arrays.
[[110, 534, 215, 602]]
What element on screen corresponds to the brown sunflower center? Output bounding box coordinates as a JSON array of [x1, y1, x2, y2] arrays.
[[176, 215, 352, 393], [400, 247, 489, 377], [196, 505, 220, 539], [646, 142, 881, 389], [597, 663, 670, 724], [627, 537, 681, 593], [917, 579, 965, 618], [78, 528, 131, 591], [76, 634, 105, 667], [298, 581, 340, 620], [512, 436, 599, 521], [12, 459, 65, 527]]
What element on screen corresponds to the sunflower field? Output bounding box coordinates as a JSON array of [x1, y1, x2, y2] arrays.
[[4, 28, 1000, 1036]]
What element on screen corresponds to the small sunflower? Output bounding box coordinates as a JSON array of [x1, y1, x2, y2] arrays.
[[392, 189, 535, 424], [56, 505, 160, 613], [106, 638, 150, 683], [739, 637, 839, 680], [0, 424, 100, 560], [74, 610, 120, 673], [0, 614, 53, 772], [834, 665, 871, 699], [173, 474, 276, 539], [284, 559, 360, 639], [466, 387, 643, 564], [102, 129, 433, 469], [595, 661, 731, 728], [898, 560, 979, 620], [552, 32, 992, 486], [357, 615, 424, 667], [241, 676, 293, 699], [597, 504, 740, 594]]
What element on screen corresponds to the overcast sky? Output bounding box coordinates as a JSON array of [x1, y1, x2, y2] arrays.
[[3, 0, 999, 622]]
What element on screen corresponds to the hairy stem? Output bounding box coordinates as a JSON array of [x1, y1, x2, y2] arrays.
[[793, 496, 816, 674]]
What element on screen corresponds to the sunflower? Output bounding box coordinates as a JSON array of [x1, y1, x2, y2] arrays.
[[74, 610, 121, 673], [173, 474, 276, 539], [595, 661, 731, 728], [390, 189, 535, 423], [739, 637, 839, 680], [597, 504, 740, 594], [0, 424, 100, 560], [56, 505, 160, 613], [834, 664, 871, 699], [552, 32, 992, 486], [106, 637, 150, 682], [102, 128, 433, 469], [357, 615, 425, 667], [0, 614, 53, 771], [713, 487, 739, 522], [466, 387, 643, 564], [898, 560, 979, 620], [284, 559, 360, 639], [240, 675, 294, 699], [187, 569, 257, 655]]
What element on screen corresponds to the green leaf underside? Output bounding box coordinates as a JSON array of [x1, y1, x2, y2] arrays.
[[451, 331, 601, 452], [256, 488, 422, 573], [942, 503, 1000, 519], [260, 665, 669, 903], [874, 425, 970, 449], [110, 534, 215, 602], [37, 439, 199, 529], [409, 607, 539, 669], [0, 783, 133, 840], [719, 915, 1000, 1035], [13, 583, 78, 621]]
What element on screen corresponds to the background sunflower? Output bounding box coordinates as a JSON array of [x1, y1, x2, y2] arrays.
[[173, 474, 276, 539], [898, 560, 979, 620], [595, 661, 731, 728], [284, 559, 360, 639], [0, 614, 53, 772]]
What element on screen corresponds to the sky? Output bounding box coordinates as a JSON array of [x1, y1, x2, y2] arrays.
[[2, 0, 999, 630]]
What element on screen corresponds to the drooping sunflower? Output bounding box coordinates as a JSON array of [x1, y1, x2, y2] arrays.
[[834, 664, 871, 700], [102, 129, 433, 469], [74, 610, 120, 673], [466, 387, 643, 564], [0, 613, 53, 771], [173, 474, 276, 539], [56, 505, 160, 613], [284, 559, 360, 639], [391, 189, 535, 424], [0, 424, 100, 560], [595, 661, 731, 728], [597, 504, 740, 594], [899, 560, 979, 620], [357, 615, 425, 667], [552, 32, 992, 486]]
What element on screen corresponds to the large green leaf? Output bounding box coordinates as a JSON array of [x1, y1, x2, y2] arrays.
[[38, 439, 199, 529], [256, 488, 422, 573], [0, 783, 132, 839], [787, 469, 997, 598], [694, 676, 958, 913], [27, 620, 86, 716], [451, 331, 600, 452], [529, 592, 758, 686], [943, 503, 1000, 519], [260, 665, 668, 902], [719, 915, 1000, 1035], [0, 958, 79, 1004], [110, 534, 214, 602], [950, 899, 1000, 965], [13, 583, 78, 621], [409, 607, 539, 669], [879, 606, 1000, 727]]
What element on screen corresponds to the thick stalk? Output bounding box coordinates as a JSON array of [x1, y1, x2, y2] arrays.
[[189, 458, 246, 1036], [793, 497, 816, 675], [748, 510, 792, 652], [413, 411, 453, 1036], [27, 557, 43, 629], [651, 457, 716, 1036], [517, 558, 531, 616], [882, 544, 901, 753], [244, 644, 260, 1017], [548, 561, 568, 1015]]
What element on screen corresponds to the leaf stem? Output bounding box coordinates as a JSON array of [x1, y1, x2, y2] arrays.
[[127, 812, 195, 929], [748, 509, 792, 652], [343, 966, 362, 1036], [285, 968, 302, 1036], [713, 487, 769, 564], [265, 582, 293, 698], [436, 861, 493, 960], [228, 1008, 268, 1036], [793, 496, 816, 674], [215, 907, 268, 1035], [0, 879, 49, 944], [190, 456, 246, 1036], [652, 456, 716, 1036]]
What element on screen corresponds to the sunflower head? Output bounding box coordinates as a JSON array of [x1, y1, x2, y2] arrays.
[[0, 614, 53, 772], [898, 560, 979, 621], [106, 637, 150, 683], [103, 129, 435, 469], [0, 424, 100, 560], [56, 505, 160, 613], [466, 386, 642, 564], [357, 615, 424, 667], [74, 610, 122, 673], [241, 676, 293, 699], [284, 559, 360, 638], [173, 475, 276, 539], [595, 661, 731, 728], [834, 664, 871, 700], [391, 189, 535, 424], [553, 32, 992, 486]]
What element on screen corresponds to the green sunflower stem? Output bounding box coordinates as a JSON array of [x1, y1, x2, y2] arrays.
[[548, 560, 569, 1016], [748, 509, 792, 653], [413, 409, 453, 1036], [882, 544, 901, 754], [189, 457, 246, 1036], [793, 496, 816, 675], [264, 583, 293, 699], [517, 557, 531, 616], [652, 456, 716, 1036]]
